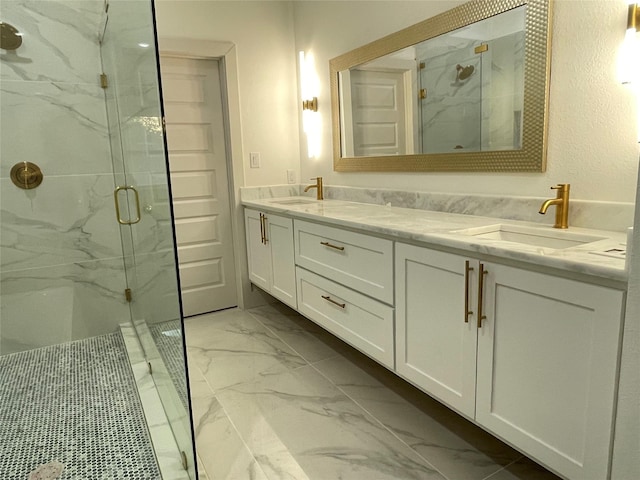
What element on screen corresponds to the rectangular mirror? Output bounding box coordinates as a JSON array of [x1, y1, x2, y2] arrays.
[[330, 0, 552, 172]]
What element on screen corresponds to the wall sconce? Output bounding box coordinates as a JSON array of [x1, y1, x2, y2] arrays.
[[620, 3, 640, 142], [620, 3, 640, 85], [299, 51, 321, 158], [302, 97, 318, 112], [629, 3, 639, 32]]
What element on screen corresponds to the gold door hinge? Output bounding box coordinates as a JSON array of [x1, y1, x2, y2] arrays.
[[125, 288, 132, 302], [474, 44, 488, 54], [180, 451, 188, 470], [100, 73, 108, 89], [419, 88, 427, 100], [419, 62, 425, 70]]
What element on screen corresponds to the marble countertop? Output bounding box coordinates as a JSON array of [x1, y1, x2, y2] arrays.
[[242, 196, 629, 285]]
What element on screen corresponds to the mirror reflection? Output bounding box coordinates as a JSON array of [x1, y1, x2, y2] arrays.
[[331, 0, 552, 172], [340, 7, 525, 157]]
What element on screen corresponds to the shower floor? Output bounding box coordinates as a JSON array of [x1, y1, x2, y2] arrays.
[[0, 332, 161, 480]]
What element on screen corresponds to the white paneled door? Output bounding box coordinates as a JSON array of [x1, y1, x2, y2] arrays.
[[160, 56, 237, 316]]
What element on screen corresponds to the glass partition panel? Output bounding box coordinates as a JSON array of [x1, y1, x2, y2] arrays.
[[100, 0, 195, 478]]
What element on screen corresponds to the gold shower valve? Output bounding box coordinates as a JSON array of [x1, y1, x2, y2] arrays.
[[10, 162, 44, 190]]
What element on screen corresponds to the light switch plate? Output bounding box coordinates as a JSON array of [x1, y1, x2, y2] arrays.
[[250, 152, 261, 168]]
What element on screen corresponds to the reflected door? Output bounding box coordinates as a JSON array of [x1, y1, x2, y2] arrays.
[[350, 69, 408, 157]]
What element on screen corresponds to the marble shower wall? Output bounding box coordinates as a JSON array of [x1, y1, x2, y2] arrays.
[[0, 0, 129, 354]]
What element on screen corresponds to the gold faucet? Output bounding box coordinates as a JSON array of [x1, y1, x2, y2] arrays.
[[539, 183, 570, 229], [304, 176, 323, 200]]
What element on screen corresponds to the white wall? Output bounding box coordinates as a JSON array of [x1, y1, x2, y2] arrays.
[[156, 1, 638, 203], [294, 0, 639, 203], [155, 0, 301, 187]]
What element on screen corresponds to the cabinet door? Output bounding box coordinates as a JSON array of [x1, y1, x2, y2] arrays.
[[476, 262, 624, 480], [395, 243, 478, 419], [244, 209, 271, 291], [265, 213, 297, 309]]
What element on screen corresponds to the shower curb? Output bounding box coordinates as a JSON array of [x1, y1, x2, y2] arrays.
[[121, 323, 191, 480]]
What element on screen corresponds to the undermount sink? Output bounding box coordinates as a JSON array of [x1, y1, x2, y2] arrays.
[[453, 224, 606, 250], [269, 198, 317, 205]]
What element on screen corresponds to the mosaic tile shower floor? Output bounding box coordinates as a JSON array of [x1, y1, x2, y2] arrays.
[[0, 332, 161, 480]]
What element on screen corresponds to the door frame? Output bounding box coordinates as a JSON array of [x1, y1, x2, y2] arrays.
[[158, 38, 253, 310]]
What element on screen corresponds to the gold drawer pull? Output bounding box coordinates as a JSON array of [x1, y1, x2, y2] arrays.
[[320, 241, 345, 251], [259, 213, 265, 244], [321, 295, 346, 309], [464, 260, 474, 323], [477, 263, 488, 329]]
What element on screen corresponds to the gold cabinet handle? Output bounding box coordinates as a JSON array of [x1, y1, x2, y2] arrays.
[[262, 213, 268, 244], [320, 241, 344, 251], [321, 295, 346, 309], [114, 186, 141, 225], [259, 213, 265, 244], [477, 263, 487, 328], [464, 260, 474, 323]]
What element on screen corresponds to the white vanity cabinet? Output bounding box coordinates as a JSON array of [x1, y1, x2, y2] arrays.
[[294, 220, 395, 368], [244, 209, 297, 309], [395, 242, 625, 480]]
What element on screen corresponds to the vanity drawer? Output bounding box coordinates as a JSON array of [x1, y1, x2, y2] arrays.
[[296, 267, 394, 369], [294, 220, 393, 304]]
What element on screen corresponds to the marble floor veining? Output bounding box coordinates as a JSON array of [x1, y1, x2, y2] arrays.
[[185, 303, 562, 480]]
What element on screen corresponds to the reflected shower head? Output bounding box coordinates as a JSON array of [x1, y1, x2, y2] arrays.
[[1, 22, 22, 51], [456, 64, 474, 81]]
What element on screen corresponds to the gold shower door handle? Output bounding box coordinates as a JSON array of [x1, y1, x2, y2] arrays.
[[114, 186, 141, 225]]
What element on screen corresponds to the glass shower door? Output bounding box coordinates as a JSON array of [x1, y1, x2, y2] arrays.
[[100, 0, 195, 478]]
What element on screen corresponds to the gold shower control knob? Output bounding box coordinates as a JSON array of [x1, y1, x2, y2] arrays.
[[0, 22, 23, 51], [10, 162, 44, 190]]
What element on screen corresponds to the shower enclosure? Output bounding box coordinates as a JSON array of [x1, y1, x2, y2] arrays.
[[0, 0, 195, 478]]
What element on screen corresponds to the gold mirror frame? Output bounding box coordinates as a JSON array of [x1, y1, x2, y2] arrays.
[[330, 0, 553, 173]]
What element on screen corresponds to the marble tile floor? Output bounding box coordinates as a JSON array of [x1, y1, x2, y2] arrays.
[[185, 303, 562, 480]]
